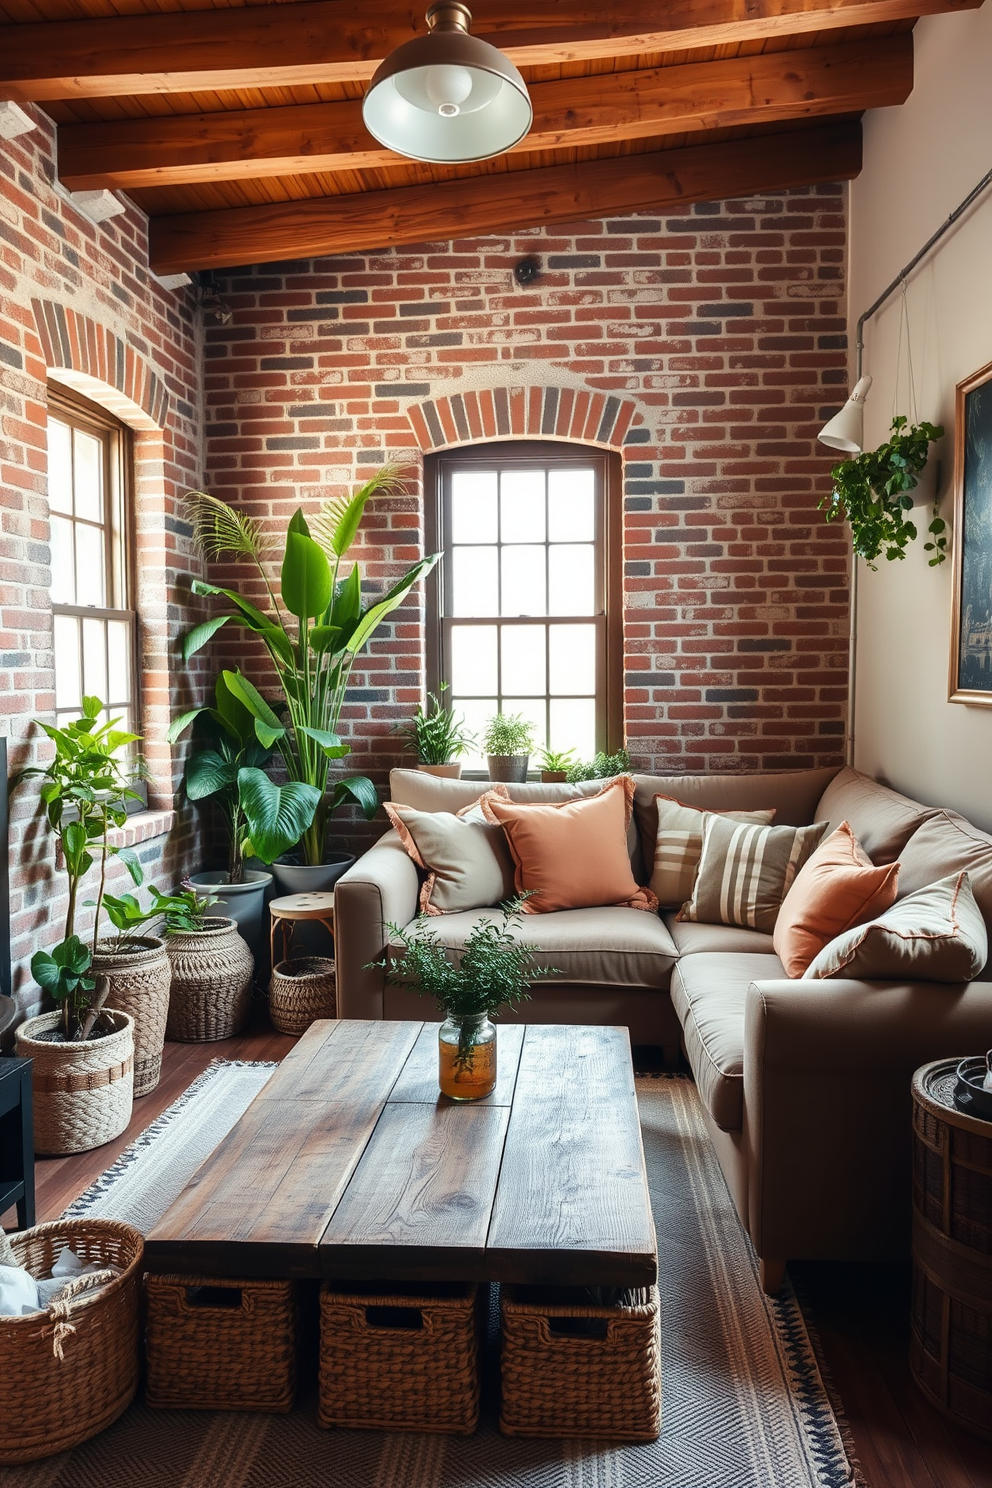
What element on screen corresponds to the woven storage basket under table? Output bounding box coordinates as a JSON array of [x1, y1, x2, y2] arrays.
[[145, 1274, 297, 1413], [499, 1284, 661, 1440], [0, 1219, 144, 1465], [318, 1281, 480, 1433], [269, 956, 336, 1037]]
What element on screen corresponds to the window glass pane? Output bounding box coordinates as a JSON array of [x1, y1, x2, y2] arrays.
[[501, 625, 546, 697], [548, 469, 596, 541], [82, 617, 108, 703], [450, 624, 497, 696], [548, 544, 595, 616], [49, 420, 73, 514], [501, 545, 546, 616], [54, 615, 80, 710], [450, 471, 498, 543], [73, 429, 103, 523], [549, 624, 597, 696], [500, 470, 545, 543], [451, 697, 495, 773], [75, 523, 106, 607], [107, 620, 131, 705], [50, 516, 75, 604], [450, 547, 498, 616], [501, 699, 547, 752], [550, 697, 596, 763]]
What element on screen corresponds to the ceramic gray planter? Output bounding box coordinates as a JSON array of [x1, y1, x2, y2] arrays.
[[270, 852, 356, 896], [189, 868, 272, 955], [487, 753, 529, 783]]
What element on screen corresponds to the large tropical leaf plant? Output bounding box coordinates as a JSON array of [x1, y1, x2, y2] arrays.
[[178, 467, 439, 866]]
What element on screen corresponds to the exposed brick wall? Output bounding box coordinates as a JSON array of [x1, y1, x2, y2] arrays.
[[1, 106, 205, 1013], [204, 186, 850, 852]]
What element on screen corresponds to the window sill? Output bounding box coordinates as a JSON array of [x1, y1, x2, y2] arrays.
[[105, 809, 176, 850]]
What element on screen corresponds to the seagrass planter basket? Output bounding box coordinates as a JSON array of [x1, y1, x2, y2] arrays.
[[93, 936, 171, 1098], [269, 956, 336, 1036], [318, 1282, 480, 1434], [0, 1218, 144, 1464], [145, 1274, 298, 1412], [499, 1283, 662, 1440], [14, 1010, 134, 1155], [165, 917, 254, 1042]]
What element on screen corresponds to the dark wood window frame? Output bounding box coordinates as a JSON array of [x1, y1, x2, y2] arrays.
[[424, 440, 624, 760]]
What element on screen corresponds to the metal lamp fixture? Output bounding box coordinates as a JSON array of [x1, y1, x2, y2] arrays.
[[362, 3, 533, 164], [818, 375, 873, 454]]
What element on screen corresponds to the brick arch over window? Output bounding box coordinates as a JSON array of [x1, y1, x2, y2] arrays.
[[408, 385, 641, 453], [31, 299, 169, 430]]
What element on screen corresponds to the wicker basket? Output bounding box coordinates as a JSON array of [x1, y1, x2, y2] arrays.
[[14, 1010, 134, 1156], [269, 956, 336, 1036], [0, 1218, 144, 1464], [93, 936, 171, 1098], [318, 1282, 480, 1433], [145, 1274, 297, 1412], [166, 917, 254, 1042], [499, 1284, 661, 1440]]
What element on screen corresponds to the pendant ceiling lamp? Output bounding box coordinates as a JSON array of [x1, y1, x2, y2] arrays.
[[362, 3, 533, 165], [818, 375, 873, 455]]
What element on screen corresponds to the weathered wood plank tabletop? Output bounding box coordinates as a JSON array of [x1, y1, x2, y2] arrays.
[[145, 1020, 657, 1287]]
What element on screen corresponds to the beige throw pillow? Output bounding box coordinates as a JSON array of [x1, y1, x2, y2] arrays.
[[680, 815, 828, 933], [384, 791, 515, 915], [650, 795, 776, 908], [803, 871, 988, 982]]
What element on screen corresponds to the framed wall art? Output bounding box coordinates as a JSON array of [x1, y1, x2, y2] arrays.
[[949, 357, 992, 704]]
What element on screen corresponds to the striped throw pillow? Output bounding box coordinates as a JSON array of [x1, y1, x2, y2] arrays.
[[650, 796, 776, 908], [680, 815, 829, 932]]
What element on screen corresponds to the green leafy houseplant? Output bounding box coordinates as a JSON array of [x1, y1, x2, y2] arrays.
[[179, 467, 439, 867], [567, 748, 631, 783], [396, 689, 475, 765], [537, 746, 577, 776], [821, 416, 946, 569], [483, 713, 536, 757], [149, 881, 222, 935]]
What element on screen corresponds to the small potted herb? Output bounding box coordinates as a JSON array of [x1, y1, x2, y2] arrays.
[[378, 901, 557, 1101], [566, 748, 631, 783], [483, 713, 536, 784], [820, 415, 946, 568], [155, 882, 255, 1043], [396, 688, 475, 778], [536, 746, 577, 783]]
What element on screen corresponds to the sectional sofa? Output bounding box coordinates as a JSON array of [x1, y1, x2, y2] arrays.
[[334, 765, 992, 1292]]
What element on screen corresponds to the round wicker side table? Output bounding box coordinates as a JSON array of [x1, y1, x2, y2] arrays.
[[268, 893, 336, 1036], [910, 1057, 992, 1440]]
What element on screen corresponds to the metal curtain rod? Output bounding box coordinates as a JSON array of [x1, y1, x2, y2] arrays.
[[855, 163, 992, 378]]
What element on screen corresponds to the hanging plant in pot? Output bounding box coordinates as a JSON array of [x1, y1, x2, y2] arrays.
[[483, 713, 535, 784], [395, 688, 475, 778], [178, 467, 439, 894], [820, 416, 947, 568]]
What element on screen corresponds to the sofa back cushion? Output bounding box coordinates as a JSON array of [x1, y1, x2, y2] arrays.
[[772, 821, 901, 977], [813, 766, 939, 865], [897, 809, 992, 978]]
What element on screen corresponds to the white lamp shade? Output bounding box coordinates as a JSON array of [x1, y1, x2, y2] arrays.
[[363, 6, 533, 164], [818, 376, 873, 454]]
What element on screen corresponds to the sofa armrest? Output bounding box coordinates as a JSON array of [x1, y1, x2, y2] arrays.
[[742, 977, 992, 1263], [334, 831, 419, 1019]]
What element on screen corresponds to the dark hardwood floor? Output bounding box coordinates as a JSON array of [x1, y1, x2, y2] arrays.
[[4, 1020, 990, 1488]]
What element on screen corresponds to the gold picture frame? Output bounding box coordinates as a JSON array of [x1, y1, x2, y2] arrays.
[[949, 356, 992, 705]]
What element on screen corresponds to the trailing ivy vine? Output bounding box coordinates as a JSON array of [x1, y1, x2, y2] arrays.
[[820, 416, 946, 569]]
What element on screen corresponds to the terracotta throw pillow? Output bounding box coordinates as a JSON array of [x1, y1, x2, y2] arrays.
[[384, 789, 515, 915], [680, 815, 828, 933], [650, 795, 776, 908], [772, 820, 900, 977], [480, 775, 658, 914], [804, 870, 988, 982]]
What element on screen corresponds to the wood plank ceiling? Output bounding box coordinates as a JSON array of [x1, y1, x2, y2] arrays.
[[0, 0, 980, 271]]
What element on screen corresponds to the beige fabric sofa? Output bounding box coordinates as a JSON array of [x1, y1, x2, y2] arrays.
[[335, 765, 992, 1291]]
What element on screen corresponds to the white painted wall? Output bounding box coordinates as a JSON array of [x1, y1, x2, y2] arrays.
[[849, 2, 992, 828]]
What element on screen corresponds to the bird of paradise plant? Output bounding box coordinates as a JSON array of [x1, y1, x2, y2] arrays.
[[172, 466, 438, 867]]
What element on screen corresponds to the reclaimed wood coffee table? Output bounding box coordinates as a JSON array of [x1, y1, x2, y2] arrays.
[[145, 1020, 657, 1288]]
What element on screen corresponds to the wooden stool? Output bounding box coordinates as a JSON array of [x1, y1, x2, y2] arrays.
[[269, 892, 336, 968]]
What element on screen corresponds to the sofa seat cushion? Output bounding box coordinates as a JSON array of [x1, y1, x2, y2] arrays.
[[671, 952, 785, 1131], [663, 914, 775, 956], [814, 766, 939, 865], [388, 905, 679, 991]]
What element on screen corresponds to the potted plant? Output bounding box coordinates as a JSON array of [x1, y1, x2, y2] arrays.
[[11, 698, 144, 1150], [396, 688, 475, 778], [85, 885, 172, 1098], [536, 746, 577, 784], [154, 882, 255, 1043], [483, 713, 536, 784], [377, 902, 556, 1101], [566, 748, 631, 783], [178, 467, 438, 892], [820, 415, 946, 568]]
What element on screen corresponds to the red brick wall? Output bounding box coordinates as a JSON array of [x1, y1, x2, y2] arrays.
[[1, 107, 204, 1012], [204, 185, 850, 852]]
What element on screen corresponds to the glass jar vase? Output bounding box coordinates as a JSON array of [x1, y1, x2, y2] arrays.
[[438, 1013, 497, 1101]]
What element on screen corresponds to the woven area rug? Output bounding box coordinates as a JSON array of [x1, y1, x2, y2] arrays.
[[0, 1062, 861, 1488]]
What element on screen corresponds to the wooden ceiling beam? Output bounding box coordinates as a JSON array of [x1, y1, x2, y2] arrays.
[[58, 37, 909, 191], [148, 120, 862, 274], [0, 0, 973, 102]]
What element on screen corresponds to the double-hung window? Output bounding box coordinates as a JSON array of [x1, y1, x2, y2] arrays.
[[426, 441, 621, 773]]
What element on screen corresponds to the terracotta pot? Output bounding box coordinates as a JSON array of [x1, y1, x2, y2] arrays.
[[487, 754, 529, 784], [92, 937, 170, 1099], [15, 1010, 134, 1155], [417, 762, 463, 778], [540, 770, 569, 783]]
